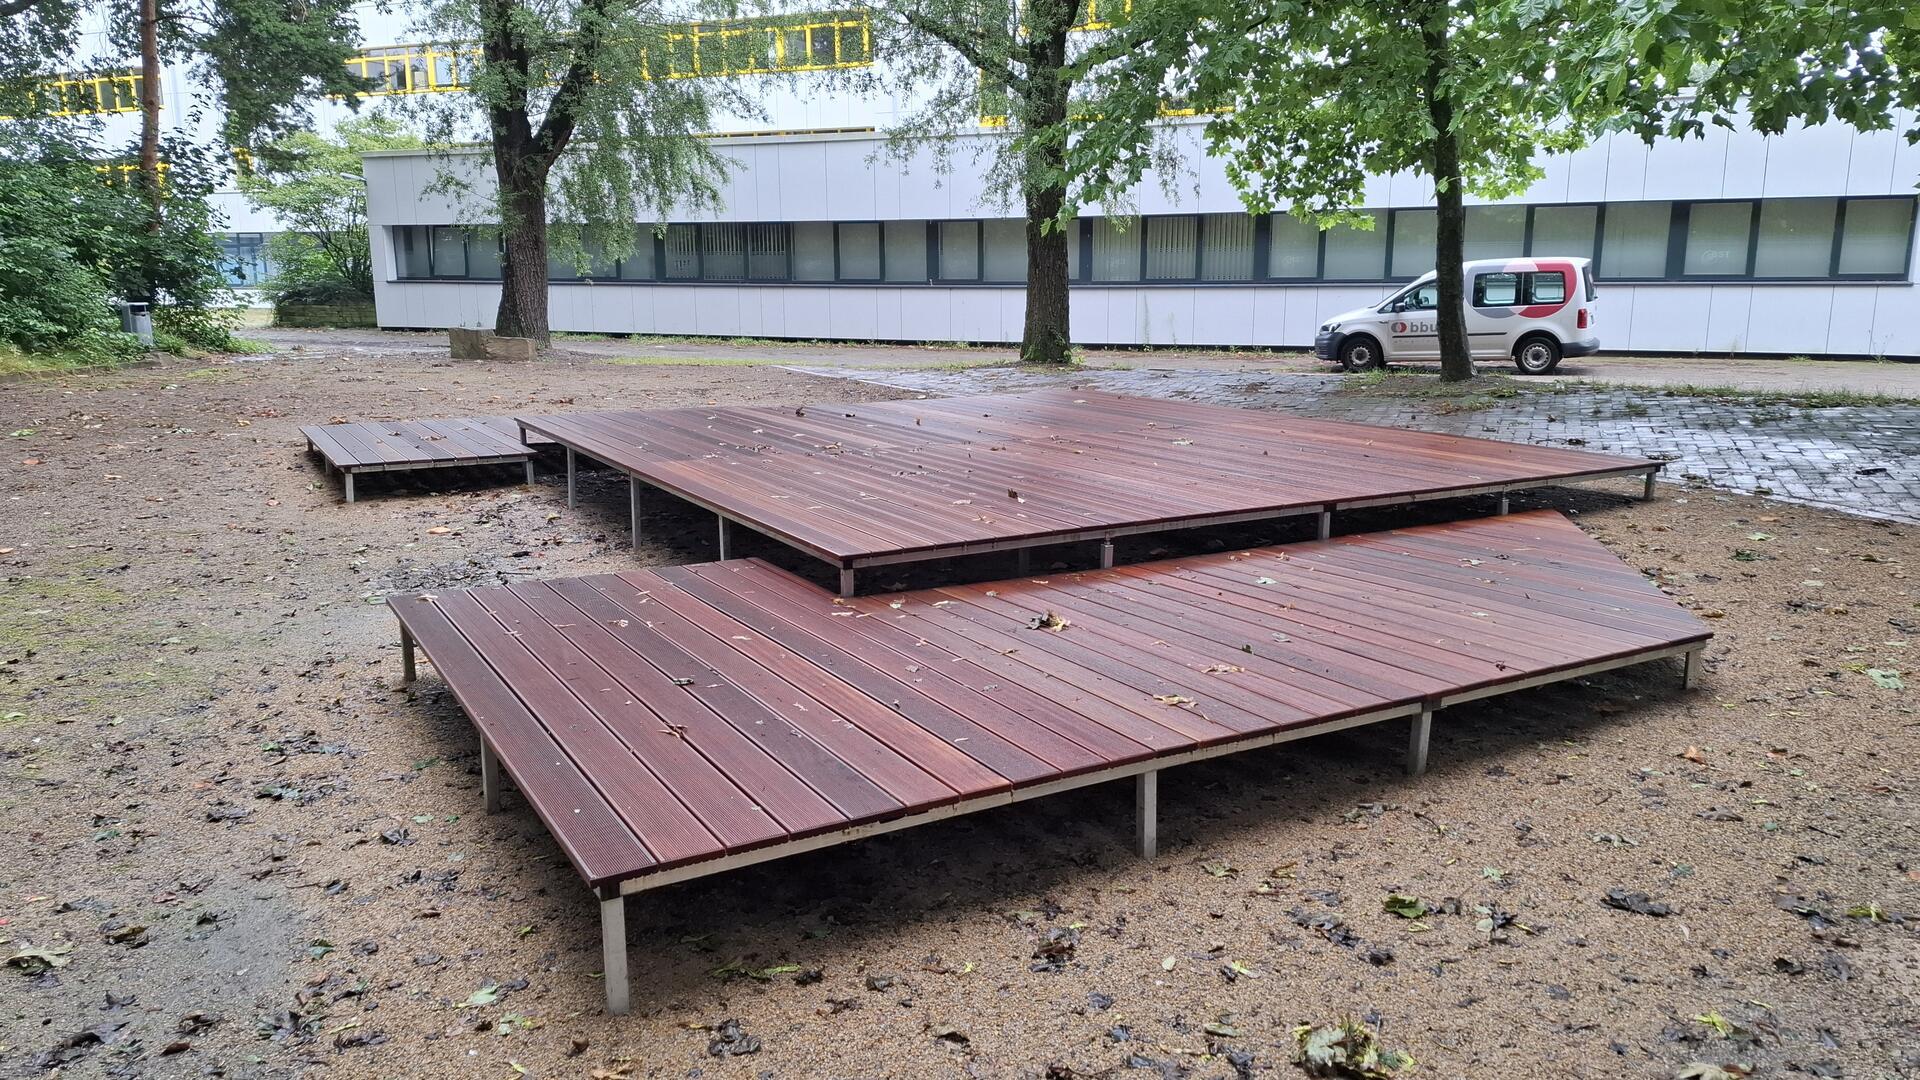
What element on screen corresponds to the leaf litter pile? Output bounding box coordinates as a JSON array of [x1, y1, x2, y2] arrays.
[[0, 339, 1916, 1078]]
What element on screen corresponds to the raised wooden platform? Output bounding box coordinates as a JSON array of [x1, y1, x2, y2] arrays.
[[516, 389, 1660, 593], [390, 510, 1708, 1012], [302, 417, 537, 502]]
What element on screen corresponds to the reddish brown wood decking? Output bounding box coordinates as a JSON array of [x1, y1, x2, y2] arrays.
[[303, 417, 536, 501], [390, 511, 1708, 893], [516, 388, 1659, 571]]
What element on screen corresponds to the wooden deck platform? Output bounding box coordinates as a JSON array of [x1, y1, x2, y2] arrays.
[[389, 510, 1709, 1012], [516, 389, 1661, 593], [302, 417, 537, 502]]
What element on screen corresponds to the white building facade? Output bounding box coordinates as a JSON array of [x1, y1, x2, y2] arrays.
[[363, 115, 1920, 358]]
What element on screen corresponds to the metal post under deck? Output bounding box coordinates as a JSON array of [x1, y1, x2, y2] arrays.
[[838, 567, 856, 597], [342, 469, 355, 503], [1317, 509, 1332, 541], [479, 738, 502, 814], [565, 448, 577, 509], [1496, 493, 1510, 516], [524, 459, 536, 487], [400, 626, 416, 684], [1406, 709, 1433, 776], [1643, 471, 1658, 501], [601, 896, 630, 1015], [1135, 770, 1158, 859], [1099, 539, 1115, 569], [1683, 648, 1702, 689], [717, 516, 733, 560], [629, 478, 642, 549]]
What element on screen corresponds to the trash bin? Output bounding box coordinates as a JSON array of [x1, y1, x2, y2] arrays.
[[115, 301, 154, 346]]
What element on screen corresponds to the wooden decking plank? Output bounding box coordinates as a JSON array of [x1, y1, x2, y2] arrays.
[[579, 571, 969, 807], [711, 560, 1165, 766], [493, 581, 839, 841], [432, 590, 726, 868], [390, 595, 652, 887], [661, 564, 1103, 778], [301, 424, 364, 468], [629, 574, 1019, 797], [540, 576, 904, 823]]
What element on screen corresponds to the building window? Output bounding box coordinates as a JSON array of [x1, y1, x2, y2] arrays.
[[469, 228, 504, 279], [1090, 219, 1140, 281], [1600, 201, 1672, 279], [1464, 205, 1527, 261], [1268, 213, 1321, 279], [792, 222, 835, 280], [937, 221, 980, 281], [1321, 211, 1387, 279], [836, 222, 881, 279], [218, 233, 272, 286], [664, 224, 699, 279], [1753, 198, 1837, 278], [1143, 216, 1197, 280], [1200, 213, 1254, 280], [429, 225, 468, 278], [1836, 197, 1913, 276], [1389, 209, 1435, 278], [746, 223, 787, 280], [618, 231, 655, 280], [1683, 200, 1754, 276], [982, 219, 1026, 281], [1529, 204, 1598, 261], [882, 221, 926, 281]]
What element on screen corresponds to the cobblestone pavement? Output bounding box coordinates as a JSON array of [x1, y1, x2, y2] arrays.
[[794, 365, 1920, 523]]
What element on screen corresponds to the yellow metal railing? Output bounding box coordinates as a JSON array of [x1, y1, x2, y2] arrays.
[[341, 10, 873, 96], [1, 69, 147, 120]]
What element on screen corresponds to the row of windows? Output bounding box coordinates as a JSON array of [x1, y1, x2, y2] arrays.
[[343, 10, 872, 95], [394, 196, 1917, 287]]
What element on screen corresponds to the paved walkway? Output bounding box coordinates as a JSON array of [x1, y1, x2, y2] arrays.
[[794, 366, 1920, 524]]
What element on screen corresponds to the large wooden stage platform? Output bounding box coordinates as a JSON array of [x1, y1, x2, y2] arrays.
[[391, 511, 1709, 1013], [518, 389, 1661, 593]]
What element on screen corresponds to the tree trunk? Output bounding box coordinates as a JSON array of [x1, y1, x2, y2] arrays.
[[1020, 153, 1072, 365], [493, 148, 552, 343], [1016, 0, 1074, 365], [1421, 17, 1473, 382], [134, 0, 162, 304]]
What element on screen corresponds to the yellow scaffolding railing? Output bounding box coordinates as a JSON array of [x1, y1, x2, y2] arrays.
[[340, 9, 873, 96], [0, 69, 147, 120]]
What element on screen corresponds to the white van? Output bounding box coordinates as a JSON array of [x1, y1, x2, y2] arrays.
[[1313, 257, 1599, 375]]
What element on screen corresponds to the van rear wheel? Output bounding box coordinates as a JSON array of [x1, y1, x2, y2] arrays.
[[1339, 336, 1383, 372], [1513, 335, 1562, 375]]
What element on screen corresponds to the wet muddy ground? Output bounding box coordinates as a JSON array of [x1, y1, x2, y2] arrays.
[[0, 345, 1916, 1079]]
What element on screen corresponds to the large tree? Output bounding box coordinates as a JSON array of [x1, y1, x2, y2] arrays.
[[847, 0, 1090, 364], [408, 0, 750, 344], [1065, 0, 1610, 381]]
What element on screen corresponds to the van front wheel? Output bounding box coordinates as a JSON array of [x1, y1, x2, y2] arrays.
[[1340, 336, 1384, 372], [1513, 335, 1562, 375]]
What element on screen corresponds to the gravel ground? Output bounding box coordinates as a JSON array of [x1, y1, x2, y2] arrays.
[[0, 347, 1916, 1080]]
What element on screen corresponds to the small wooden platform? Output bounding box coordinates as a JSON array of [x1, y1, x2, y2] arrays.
[[516, 389, 1661, 593], [302, 417, 536, 502], [390, 510, 1708, 1012]]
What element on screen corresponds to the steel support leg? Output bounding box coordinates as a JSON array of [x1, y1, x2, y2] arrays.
[[1643, 471, 1658, 501], [1406, 709, 1432, 777], [524, 459, 535, 487], [1496, 493, 1510, 516], [1099, 539, 1115, 569], [1317, 509, 1332, 541], [565, 448, 577, 509], [342, 470, 355, 503], [717, 516, 733, 560], [1135, 770, 1158, 859], [400, 625, 416, 685], [838, 567, 856, 597], [629, 477, 642, 549], [1683, 648, 1702, 690], [479, 738, 502, 814], [601, 896, 630, 1015]]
